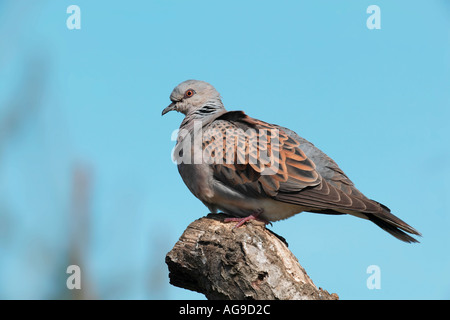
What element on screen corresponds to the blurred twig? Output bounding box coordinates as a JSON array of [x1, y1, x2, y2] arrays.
[[0, 57, 46, 160], [67, 163, 96, 300], [0, 57, 46, 247]]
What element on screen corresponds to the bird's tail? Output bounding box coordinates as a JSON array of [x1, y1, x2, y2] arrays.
[[363, 202, 421, 243]]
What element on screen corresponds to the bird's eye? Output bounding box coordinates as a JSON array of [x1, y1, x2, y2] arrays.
[[184, 89, 195, 98]]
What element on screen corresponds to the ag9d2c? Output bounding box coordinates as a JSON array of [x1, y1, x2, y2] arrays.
[[222, 304, 270, 315]]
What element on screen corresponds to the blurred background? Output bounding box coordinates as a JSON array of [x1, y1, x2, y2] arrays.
[[0, 0, 449, 299]]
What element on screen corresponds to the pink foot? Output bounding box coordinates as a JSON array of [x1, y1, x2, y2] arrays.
[[224, 209, 271, 228]]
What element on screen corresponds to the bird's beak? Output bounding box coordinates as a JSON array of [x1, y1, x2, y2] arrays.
[[162, 102, 176, 116]]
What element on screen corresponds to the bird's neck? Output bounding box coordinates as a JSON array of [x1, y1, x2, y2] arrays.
[[180, 100, 226, 131]]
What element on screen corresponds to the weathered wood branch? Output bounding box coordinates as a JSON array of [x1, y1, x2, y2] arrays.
[[166, 213, 338, 300]]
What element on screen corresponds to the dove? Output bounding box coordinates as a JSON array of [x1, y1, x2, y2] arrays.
[[162, 80, 421, 243]]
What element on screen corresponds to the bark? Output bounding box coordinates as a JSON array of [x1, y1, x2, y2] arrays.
[[165, 213, 338, 300]]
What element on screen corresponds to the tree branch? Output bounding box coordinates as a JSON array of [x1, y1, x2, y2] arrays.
[[166, 213, 338, 300]]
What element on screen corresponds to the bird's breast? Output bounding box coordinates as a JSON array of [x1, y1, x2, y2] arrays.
[[178, 163, 215, 202]]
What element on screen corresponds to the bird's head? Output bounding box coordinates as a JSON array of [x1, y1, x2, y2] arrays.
[[162, 80, 224, 117]]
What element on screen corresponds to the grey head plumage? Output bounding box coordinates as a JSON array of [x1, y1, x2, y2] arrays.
[[162, 80, 226, 128]]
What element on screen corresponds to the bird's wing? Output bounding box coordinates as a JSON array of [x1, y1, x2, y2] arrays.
[[204, 111, 378, 213], [275, 125, 374, 211], [202, 111, 321, 198]]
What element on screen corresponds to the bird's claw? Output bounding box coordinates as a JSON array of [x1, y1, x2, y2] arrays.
[[224, 209, 271, 228]]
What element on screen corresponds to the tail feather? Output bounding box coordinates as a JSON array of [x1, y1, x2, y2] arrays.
[[367, 213, 421, 243], [309, 202, 422, 243], [364, 202, 421, 243], [276, 179, 421, 243]]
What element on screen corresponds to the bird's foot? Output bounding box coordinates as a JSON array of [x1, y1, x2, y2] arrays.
[[224, 209, 272, 228]]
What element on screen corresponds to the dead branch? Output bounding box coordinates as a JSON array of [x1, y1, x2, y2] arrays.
[[166, 213, 338, 300]]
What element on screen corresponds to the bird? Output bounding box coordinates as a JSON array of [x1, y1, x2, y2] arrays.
[[162, 80, 421, 243]]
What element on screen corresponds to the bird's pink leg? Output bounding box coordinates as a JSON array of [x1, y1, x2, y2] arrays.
[[224, 209, 271, 228]]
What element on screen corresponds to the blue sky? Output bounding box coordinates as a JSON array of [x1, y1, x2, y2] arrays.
[[0, 0, 449, 299]]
